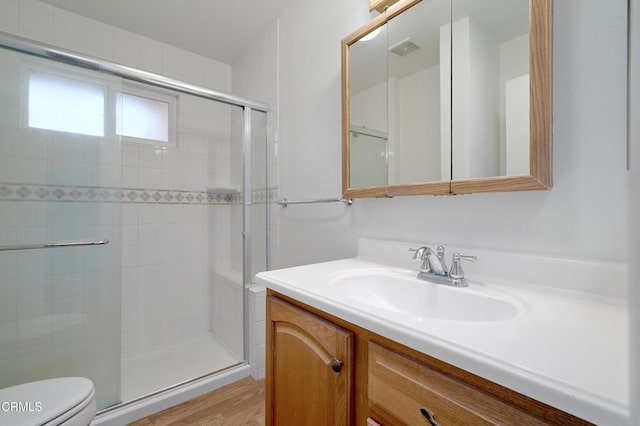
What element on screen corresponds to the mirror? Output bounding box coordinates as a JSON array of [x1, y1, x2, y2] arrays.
[[450, 0, 531, 180], [342, 0, 552, 198]]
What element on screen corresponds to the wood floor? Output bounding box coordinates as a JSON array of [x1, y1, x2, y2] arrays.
[[130, 377, 265, 425]]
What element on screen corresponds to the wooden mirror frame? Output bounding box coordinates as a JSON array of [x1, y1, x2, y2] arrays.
[[341, 0, 552, 199]]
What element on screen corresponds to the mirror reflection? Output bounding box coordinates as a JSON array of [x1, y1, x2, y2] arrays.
[[349, 24, 389, 188], [348, 0, 531, 190], [450, 0, 530, 180], [387, 0, 450, 185]]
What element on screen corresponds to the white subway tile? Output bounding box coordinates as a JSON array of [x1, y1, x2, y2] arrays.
[[121, 267, 139, 289], [52, 296, 83, 315], [138, 224, 163, 245], [121, 144, 138, 167], [183, 171, 207, 191], [161, 223, 183, 244], [162, 44, 185, 80], [121, 204, 139, 225], [161, 279, 183, 302], [181, 52, 204, 86], [121, 329, 138, 354], [83, 20, 114, 60], [161, 148, 183, 170], [0, 157, 18, 182], [121, 245, 139, 268], [138, 286, 164, 309], [138, 204, 163, 224], [18, 1, 54, 42], [138, 244, 163, 266], [112, 30, 140, 68], [0, 279, 18, 307], [162, 243, 185, 264], [53, 12, 84, 53], [139, 167, 161, 188], [137, 264, 163, 287], [160, 320, 182, 344], [138, 324, 163, 349], [138, 37, 163, 74], [122, 224, 138, 246], [138, 146, 162, 169], [51, 273, 83, 300], [181, 134, 206, 154], [0, 0, 19, 33], [180, 96, 202, 118], [160, 204, 183, 224], [161, 169, 183, 191], [122, 166, 139, 187]]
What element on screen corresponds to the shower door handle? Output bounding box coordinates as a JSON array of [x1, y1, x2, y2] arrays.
[[0, 239, 109, 252]]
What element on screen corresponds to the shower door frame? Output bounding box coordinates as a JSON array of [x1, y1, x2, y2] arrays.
[[0, 29, 269, 410]]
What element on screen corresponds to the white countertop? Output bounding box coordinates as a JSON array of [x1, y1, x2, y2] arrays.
[[256, 240, 629, 425]]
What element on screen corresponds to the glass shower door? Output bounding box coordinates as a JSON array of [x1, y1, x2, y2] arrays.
[[0, 48, 122, 410], [251, 110, 269, 278]]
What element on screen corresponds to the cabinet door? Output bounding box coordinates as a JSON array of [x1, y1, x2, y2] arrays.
[[266, 296, 354, 426]]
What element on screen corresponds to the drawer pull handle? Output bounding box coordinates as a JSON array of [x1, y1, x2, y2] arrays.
[[420, 407, 441, 426], [330, 358, 343, 372]]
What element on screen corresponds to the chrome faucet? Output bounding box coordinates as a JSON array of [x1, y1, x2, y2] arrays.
[[410, 245, 476, 287]]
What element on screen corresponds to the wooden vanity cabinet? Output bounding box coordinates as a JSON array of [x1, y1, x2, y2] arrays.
[[266, 295, 354, 425], [266, 292, 592, 426]]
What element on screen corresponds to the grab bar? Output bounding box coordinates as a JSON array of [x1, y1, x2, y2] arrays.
[[277, 198, 353, 207], [0, 239, 109, 252]]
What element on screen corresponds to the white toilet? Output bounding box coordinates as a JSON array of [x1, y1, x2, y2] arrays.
[[0, 377, 96, 426]]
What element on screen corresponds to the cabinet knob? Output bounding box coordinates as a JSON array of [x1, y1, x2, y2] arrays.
[[330, 358, 343, 372], [420, 407, 441, 426]]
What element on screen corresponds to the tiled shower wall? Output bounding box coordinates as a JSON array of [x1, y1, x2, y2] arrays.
[[120, 93, 236, 354], [0, 0, 248, 357]]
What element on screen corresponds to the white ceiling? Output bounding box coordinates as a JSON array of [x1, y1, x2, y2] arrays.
[[39, 0, 295, 64]]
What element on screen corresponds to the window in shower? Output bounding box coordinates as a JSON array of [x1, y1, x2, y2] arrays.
[[27, 69, 106, 136], [27, 66, 177, 147], [116, 86, 177, 146]]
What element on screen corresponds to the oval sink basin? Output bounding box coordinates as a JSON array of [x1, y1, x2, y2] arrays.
[[329, 270, 520, 322]]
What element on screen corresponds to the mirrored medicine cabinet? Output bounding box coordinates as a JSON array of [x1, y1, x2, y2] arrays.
[[342, 0, 552, 198]]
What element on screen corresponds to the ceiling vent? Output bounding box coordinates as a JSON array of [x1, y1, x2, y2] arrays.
[[388, 38, 420, 57]]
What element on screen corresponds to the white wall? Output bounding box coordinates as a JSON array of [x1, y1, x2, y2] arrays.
[[350, 81, 388, 188], [395, 66, 441, 183], [351, 81, 387, 133], [468, 17, 500, 178], [500, 34, 529, 174], [272, 0, 372, 267], [629, 0, 639, 421], [505, 74, 530, 175], [269, 0, 628, 267]]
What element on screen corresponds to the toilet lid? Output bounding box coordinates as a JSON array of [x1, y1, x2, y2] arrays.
[[0, 377, 95, 425]]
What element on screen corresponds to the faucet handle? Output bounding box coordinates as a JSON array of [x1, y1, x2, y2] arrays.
[[449, 252, 477, 280], [409, 247, 427, 261]]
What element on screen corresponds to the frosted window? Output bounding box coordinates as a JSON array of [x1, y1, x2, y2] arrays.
[[28, 71, 105, 136], [117, 92, 169, 142]]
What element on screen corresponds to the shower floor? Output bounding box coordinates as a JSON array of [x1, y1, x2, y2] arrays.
[[121, 332, 241, 402]]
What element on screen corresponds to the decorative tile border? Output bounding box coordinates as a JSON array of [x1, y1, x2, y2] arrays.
[[0, 183, 277, 205], [252, 187, 278, 204]]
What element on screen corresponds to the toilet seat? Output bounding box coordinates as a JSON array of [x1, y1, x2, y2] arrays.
[[0, 377, 96, 426]]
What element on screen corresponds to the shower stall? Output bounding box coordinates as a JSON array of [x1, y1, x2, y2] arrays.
[[0, 32, 269, 419]]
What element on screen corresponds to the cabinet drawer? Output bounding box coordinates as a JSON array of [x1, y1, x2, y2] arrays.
[[368, 342, 548, 425]]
